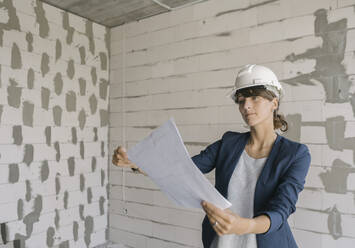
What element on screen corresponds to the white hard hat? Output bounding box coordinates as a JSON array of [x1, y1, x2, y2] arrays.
[[228, 64, 284, 101]]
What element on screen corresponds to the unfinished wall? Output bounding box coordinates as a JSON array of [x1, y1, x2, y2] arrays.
[[109, 0, 355, 247], [0, 0, 109, 247]]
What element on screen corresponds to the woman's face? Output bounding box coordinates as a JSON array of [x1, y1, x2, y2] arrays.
[[237, 95, 277, 128]]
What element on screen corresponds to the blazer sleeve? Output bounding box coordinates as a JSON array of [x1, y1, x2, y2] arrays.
[[191, 133, 227, 174], [255, 143, 311, 235]]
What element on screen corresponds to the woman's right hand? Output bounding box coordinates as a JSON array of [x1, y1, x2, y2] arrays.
[[112, 146, 135, 168], [112, 146, 146, 175]]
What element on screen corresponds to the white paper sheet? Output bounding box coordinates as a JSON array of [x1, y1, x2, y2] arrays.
[[127, 118, 232, 210]]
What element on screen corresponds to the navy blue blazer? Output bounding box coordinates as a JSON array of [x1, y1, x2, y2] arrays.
[[191, 131, 311, 248]]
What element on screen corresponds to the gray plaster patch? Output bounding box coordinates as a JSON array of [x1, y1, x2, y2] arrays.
[[91, 67, 97, 86], [84, 216, 94, 247], [41, 87, 50, 110], [17, 199, 23, 220], [105, 27, 110, 55], [34, 0, 49, 38], [99, 52, 107, 71], [78, 109, 86, 130], [325, 116, 345, 151], [23, 144, 34, 166], [99, 79, 109, 100], [64, 191, 69, 209], [55, 173, 60, 195], [25, 180, 32, 201], [68, 157, 75, 176], [79, 204, 85, 220], [54, 141, 60, 162], [87, 187, 92, 204], [27, 68, 35, 89], [0, 105, 2, 123], [53, 105, 62, 126], [73, 221, 79, 241], [93, 127, 98, 141], [0, 29, 3, 46], [71, 127, 77, 144], [59, 241, 69, 248], [283, 114, 301, 142], [9, 163, 19, 183], [13, 125, 23, 145], [99, 196, 105, 215], [101, 141, 105, 157], [23, 101, 34, 127], [7, 79, 22, 108], [0, 223, 8, 244], [0, 0, 20, 32], [351, 93, 355, 116], [79, 46, 86, 64], [54, 72, 63, 95], [327, 205, 342, 239], [67, 59, 75, 79], [41, 160, 49, 182], [80, 174, 85, 192], [41, 53, 50, 77], [26, 32, 33, 52], [55, 39, 62, 61], [66, 91, 76, 112], [101, 169, 105, 187], [89, 94, 98, 114], [284, 9, 352, 112], [91, 157, 96, 172], [55, 209, 60, 229], [79, 78, 86, 96], [14, 234, 25, 248], [11, 43, 22, 69], [45, 126, 51, 146], [0, 65, 2, 87], [46, 227, 55, 247], [319, 159, 355, 194], [23, 195, 42, 236], [80, 141, 84, 159], [85, 21, 95, 55], [62, 12, 74, 45], [100, 109, 109, 127]]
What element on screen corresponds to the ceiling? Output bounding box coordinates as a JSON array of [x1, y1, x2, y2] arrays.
[[40, 0, 208, 28]]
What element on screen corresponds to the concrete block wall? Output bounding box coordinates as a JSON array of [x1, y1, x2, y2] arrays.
[[0, 0, 109, 247], [109, 0, 355, 247]]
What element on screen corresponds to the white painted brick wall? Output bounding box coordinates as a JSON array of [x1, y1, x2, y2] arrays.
[[109, 0, 355, 247], [0, 0, 109, 247]]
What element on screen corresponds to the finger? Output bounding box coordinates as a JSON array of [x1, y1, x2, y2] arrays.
[[118, 147, 128, 159], [206, 211, 227, 232], [203, 201, 230, 223], [207, 216, 226, 235], [115, 153, 125, 161], [213, 221, 225, 236], [114, 146, 122, 155]]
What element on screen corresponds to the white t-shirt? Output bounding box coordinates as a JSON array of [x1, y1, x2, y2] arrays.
[[210, 149, 267, 248]]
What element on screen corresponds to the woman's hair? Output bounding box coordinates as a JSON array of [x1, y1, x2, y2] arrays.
[[234, 85, 288, 132]]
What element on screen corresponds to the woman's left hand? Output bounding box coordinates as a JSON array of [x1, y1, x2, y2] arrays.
[[201, 201, 252, 236]]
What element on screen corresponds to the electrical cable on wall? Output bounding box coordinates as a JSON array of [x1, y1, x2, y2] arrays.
[[121, 24, 128, 215]]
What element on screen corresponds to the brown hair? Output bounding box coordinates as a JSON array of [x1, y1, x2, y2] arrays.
[[234, 86, 288, 132]]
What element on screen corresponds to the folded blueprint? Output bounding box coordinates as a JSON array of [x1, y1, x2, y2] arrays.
[[127, 118, 232, 209]]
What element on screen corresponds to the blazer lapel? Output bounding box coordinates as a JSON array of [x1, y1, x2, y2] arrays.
[[257, 133, 282, 185]]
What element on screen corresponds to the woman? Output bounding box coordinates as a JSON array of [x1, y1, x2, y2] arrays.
[[112, 64, 311, 248]]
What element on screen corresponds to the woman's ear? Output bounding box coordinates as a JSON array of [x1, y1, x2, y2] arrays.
[[272, 98, 279, 111]]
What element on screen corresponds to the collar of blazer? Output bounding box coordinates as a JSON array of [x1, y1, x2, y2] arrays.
[[243, 131, 282, 184]]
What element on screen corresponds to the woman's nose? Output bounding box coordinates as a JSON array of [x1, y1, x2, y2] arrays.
[[243, 98, 253, 109]]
